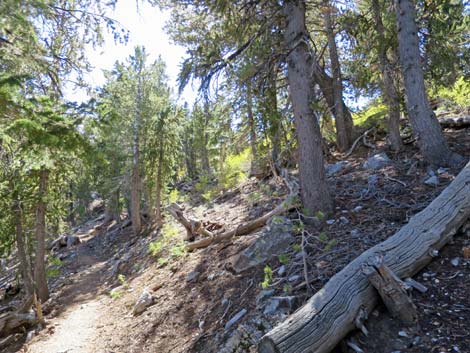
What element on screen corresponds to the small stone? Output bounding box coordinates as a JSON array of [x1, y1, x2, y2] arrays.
[[398, 330, 408, 338], [339, 216, 349, 225], [186, 270, 200, 282], [256, 289, 274, 304], [288, 275, 300, 282], [325, 161, 347, 177], [451, 257, 460, 267], [277, 265, 286, 276], [133, 288, 155, 315], [224, 309, 247, 331], [453, 346, 460, 352], [264, 298, 280, 315], [353, 205, 363, 213], [424, 175, 439, 186], [363, 152, 391, 170], [326, 219, 335, 225], [351, 229, 360, 238]]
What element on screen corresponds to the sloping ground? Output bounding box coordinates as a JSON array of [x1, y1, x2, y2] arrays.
[[4, 128, 470, 353]]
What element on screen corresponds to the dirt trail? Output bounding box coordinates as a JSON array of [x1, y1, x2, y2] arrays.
[[25, 221, 115, 353]]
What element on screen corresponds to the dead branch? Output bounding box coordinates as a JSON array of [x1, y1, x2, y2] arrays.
[[168, 170, 299, 251]]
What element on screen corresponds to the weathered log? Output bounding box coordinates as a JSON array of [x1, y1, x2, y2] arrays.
[[168, 171, 299, 251], [438, 114, 470, 129], [259, 160, 470, 353], [361, 253, 417, 325]]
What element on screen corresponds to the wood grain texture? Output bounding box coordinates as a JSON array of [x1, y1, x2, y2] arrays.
[[259, 161, 470, 353]]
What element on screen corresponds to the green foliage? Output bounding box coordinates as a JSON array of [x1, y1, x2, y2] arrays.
[[110, 288, 122, 300], [293, 220, 305, 234], [292, 243, 302, 253], [217, 148, 251, 190], [148, 240, 164, 257], [278, 254, 289, 265], [169, 243, 187, 258], [117, 274, 128, 288], [352, 102, 388, 129], [433, 77, 470, 112], [46, 256, 62, 278], [261, 265, 273, 289]]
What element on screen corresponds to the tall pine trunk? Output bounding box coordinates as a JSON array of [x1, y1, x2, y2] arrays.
[[246, 80, 258, 174], [323, 3, 354, 151], [395, 0, 463, 166], [372, 0, 402, 151], [284, 0, 333, 216], [34, 168, 49, 303], [131, 73, 142, 235], [11, 182, 34, 298]]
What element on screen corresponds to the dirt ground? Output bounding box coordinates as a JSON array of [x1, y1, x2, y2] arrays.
[[3, 127, 470, 353]]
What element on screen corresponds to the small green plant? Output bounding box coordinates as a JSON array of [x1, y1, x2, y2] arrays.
[[46, 256, 62, 278], [292, 243, 302, 253], [283, 283, 292, 293], [157, 258, 168, 267], [109, 288, 122, 300], [169, 243, 186, 258], [261, 265, 273, 289], [117, 274, 128, 288], [248, 191, 261, 204], [278, 254, 290, 265], [162, 223, 179, 239], [315, 211, 325, 221], [318, 232, 328, 242], [293, 220, 304, 234], [324, 239, 337, 252], [148, 240, 163, 257], [168, 189, 179, 203], [271, 216, 284, 224]]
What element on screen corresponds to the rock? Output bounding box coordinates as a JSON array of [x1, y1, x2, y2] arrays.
[[339, 216, 349, 225], [186, 270, 200, 282], [325, 161, 347, 177], [367, 174, 378, 187], [66, 235, 81, 248], [231, 217, 293, 273], [277, 265, 286, 276], [264, 298, 280, 315], [363, 152, 391, 170], [398, 330, 408, 337], [437, 167, 448, 175], [133, 288, 155, 315], [288, 275, 300, 282], [353, 205, 363, 213], [451, 257, 460, 267], [256, 289, 275, 305], [424, 175, 439, 186], [326, 219, 335, 225], [351, 229, 360, 238], [224, 309, 247, 331]]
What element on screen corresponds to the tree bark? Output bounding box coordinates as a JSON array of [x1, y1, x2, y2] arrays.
[[131, 68, 143, 236], [395, 0, 464, 167], [10, 182, 34, 298], [372, 0, 403, 151], [284, 0, 333, 216], [322, 3, 354, 151], [259, 160, 470, 353], [33, 168, 49, 303], [246, 80, 259, 174], [155, 142, 164, 224]]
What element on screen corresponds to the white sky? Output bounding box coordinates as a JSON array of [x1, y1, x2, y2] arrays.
[[64, 0, 197, 105]]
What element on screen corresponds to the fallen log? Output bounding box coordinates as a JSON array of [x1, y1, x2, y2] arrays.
[[438, 114, 470, 129], [168, 171, 299, 251], [259, 160, 470, 353]]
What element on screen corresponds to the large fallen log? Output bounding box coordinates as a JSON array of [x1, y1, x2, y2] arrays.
[[438, 114, 470, 129], [259, 160, 470, 353], [168, 171, 299, 251]]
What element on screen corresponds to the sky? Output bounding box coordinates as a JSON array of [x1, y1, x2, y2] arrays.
[[64, 1, 197, 105]]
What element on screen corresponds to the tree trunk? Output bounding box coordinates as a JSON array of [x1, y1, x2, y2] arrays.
[[323, 3, 353, 152], [201, 100, 212, 174], [395, 0, 463, 167], [246, 80, 259, 174], [310, 50, 355, 148], [284, 0, 333, 216], [33, 168, 49, 303], [260, 160, 470, 353], [10, 183, 34, 297], [155, 143, 164, 224], [372, 0, 403, 151]]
